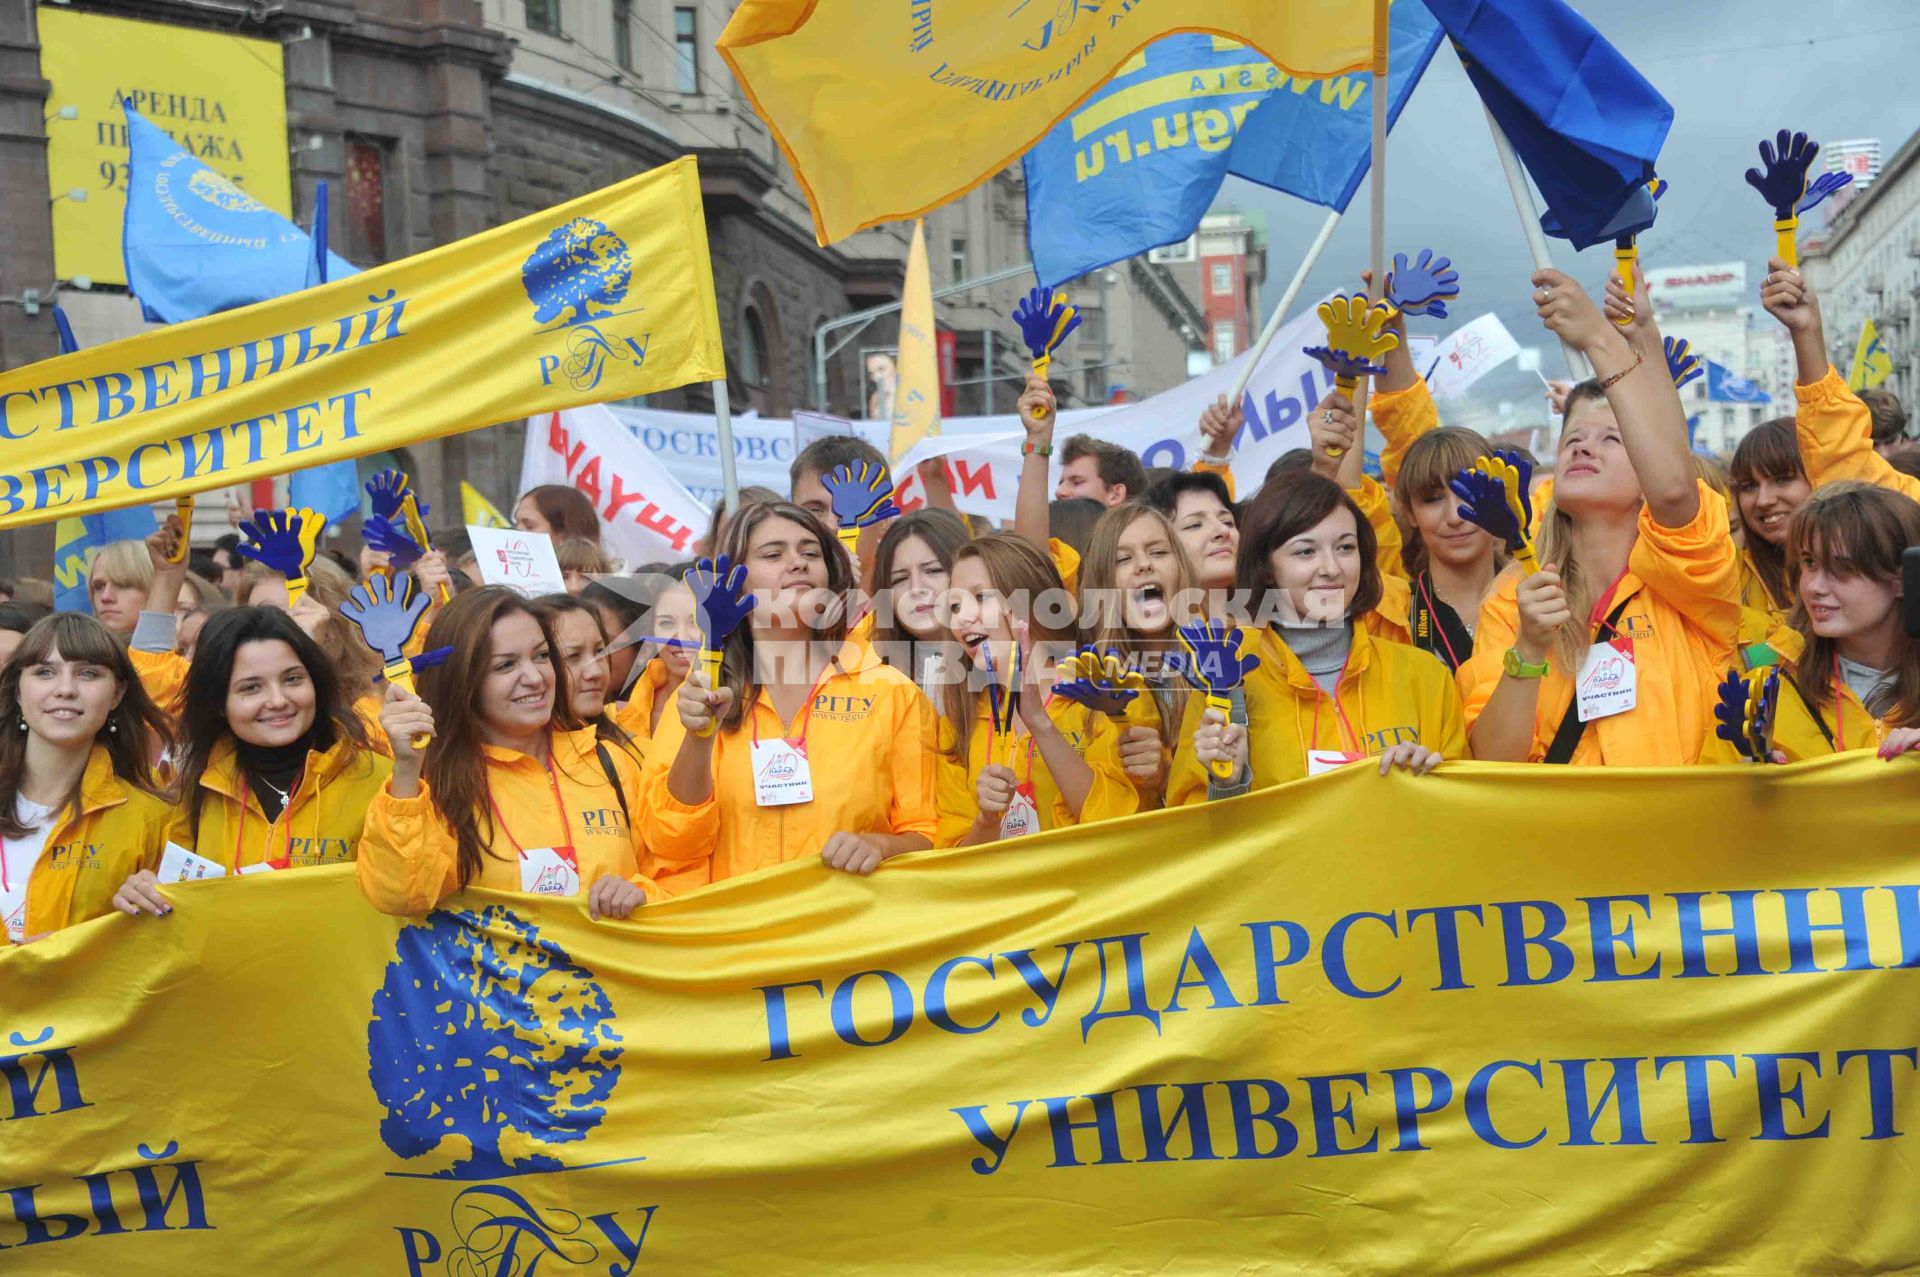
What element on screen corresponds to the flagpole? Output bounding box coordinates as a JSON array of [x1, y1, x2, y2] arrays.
[[1228, 208, 1342, 409], [712, 378, 740, 515], [1348, 0, 1390, 478], [1483, 107, 1591, 380]]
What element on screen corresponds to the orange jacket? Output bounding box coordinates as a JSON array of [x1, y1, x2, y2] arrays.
[[20, 746, 174, 938], [1166, 622, 1466, 805], [934, 693, 1139, 846], [641, 642, 938, 885], [611, 658, 678, 756], [1795, 366, 1918, 500], [1736, 552, 1803, 666], [1369, 378, 1439, 489], [169, 735, 391, 872], [1350, 473, 1415, 647], [357, 725, 657, 915], [1457, 481, 1741, 765]]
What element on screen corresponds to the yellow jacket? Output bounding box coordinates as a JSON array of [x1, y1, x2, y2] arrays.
[[1350, 473, 1415, 647], [611, 658, 678, 758], [357, 725, 658, 915], [1795, 366, 1918, 500], [168, 736, 392, 872], [1737, 552, 1803, 666], [1369, 378, 1439, 489], [1168, 622, 1466, 804], [20, 746, 174, 938], [641, 643, 939, 886], [934, 693, 1139, 846], [1458, 481, 1741, 766], [1700, 667, 1892, 764]]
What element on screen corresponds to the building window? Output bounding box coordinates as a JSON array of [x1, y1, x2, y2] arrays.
[[741, 306, 770, 390], [345, 138, 387, 263], [525, 0, 561, 36], [949, 235, 968, 281], [674, 7, 700, 93], [1149, 236, 1196, 264], [1210, 262, 1232, 295], [1211, 320, 1236, 365], [613, 0, 633, 70]]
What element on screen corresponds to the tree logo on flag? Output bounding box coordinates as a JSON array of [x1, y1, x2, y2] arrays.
[[366, 905, 631, 1180], [522, 218, 634, 327]]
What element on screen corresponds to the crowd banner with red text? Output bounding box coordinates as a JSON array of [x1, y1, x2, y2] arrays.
[[520, 405, 710, 566], [2, 756, 1918, 1273], [0, 159, 724, 529]]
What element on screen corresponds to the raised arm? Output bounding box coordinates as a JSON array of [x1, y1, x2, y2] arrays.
[[1012, 374, 1056, 558]]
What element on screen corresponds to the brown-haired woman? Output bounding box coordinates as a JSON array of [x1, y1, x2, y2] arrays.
[[860, 507, 971, 698], [358, 586, 656, 920], [648, 501, 938, 883], [1076, 503, 1204, 808], [529, 593, 634, 752], [1166, 471, 1464, 804], [937, 532, 1136, 845], [1, 614, 172, 943], [1728, 418, 1812, 664], [1459, 269, 1741, 766], [515, 484, 602, 545], [1710, 482, 1920, 762], [1386, 426, 1505, 672]]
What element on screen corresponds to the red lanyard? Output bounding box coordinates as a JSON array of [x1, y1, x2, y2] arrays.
[[232, 766, 304, 873], [1416, 574, 1463, 670], [1589, 570, 1633, 637], [749, 662, 839, 754], [487, 757, 576, 857], [1309, 679, 1362, 755]]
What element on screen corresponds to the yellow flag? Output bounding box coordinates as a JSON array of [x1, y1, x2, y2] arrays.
[[720, 1, 1371, 244], [0, 158, 724, 530], [889, 220, 941, 462], [460, 480, 509, 529], [6, 756, 1920, 1271], [1849, 317, 1894, 391]]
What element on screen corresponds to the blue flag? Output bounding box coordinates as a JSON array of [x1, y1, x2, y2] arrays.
[[1706, 361, 1771, 405], [121, 104, 356, 323], [1424, 0, 1672, 252], [123, 103, 361, 520], [1024, 12, 1442, 289], [51, 508, 159, 615]]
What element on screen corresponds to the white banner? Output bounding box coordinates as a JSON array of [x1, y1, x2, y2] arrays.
[[1426, 313, 1522, 401], [519, 406, 710, 568]]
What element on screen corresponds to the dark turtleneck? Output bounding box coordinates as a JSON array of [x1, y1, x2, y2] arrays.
[[243, 732, 318, 822]]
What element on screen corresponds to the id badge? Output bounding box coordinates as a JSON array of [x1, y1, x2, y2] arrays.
[[237, 859, 289, 876], [158, 841, 228, 884], [1577, 637, 1638, 722], [1306, 749, 1365, 777], [750, 738, 815, 808], [519, 846, 581, 897], [998, 783, 1042, 839], [1, 882, 25, 944]]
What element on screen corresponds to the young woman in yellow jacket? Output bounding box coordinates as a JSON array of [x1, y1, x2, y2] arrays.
[[647, 501, 938, 885], [358, 587, 656, 919], [1707, 483, 1920, 762], [612, 570, 696, 748], [937, 533, 1137, 846], [109, 608, 392, 920], [1460, 270, 1741, 767], [1166, 471, 1465, 805], [1, 614, 173, 942], [1727, 419, 1810, 665]]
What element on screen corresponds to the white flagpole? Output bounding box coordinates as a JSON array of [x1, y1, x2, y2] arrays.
[[1348, 0, 1391, 469], [1229, 208, 1343, 409], [712, 378, 740, 515], [1483, 106, 1591, 380]]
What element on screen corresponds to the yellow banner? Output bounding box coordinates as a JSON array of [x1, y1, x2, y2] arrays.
[[3, 756, 1919, 1272], [0, 159, 724, 530], [1849, 317, 1893, 392], [39, 8, 293, 287], [719, 0, 1371, 244], [889, 220, 941, 462]]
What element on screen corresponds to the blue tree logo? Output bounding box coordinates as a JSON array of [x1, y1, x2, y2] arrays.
[[367, 906, 625, 1180], [521, 218, 633, 327]]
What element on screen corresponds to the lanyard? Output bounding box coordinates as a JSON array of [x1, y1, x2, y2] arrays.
[[1414, 573, 1465, 671], [487, 756, 576, 857], [1589, 570, 1637, 639], [749, 662, 840, 754], [1308, 679, 1363, 755], [231, 765, 305, 874]]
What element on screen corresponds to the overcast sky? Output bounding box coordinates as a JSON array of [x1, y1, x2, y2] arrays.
[[1227, 0, 1920, 419]]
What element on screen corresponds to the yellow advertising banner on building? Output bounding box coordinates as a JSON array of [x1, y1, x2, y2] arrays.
[[0, 158, 725, 529], [2, 756, 1917, 1273], [39, 8, 293, 287]]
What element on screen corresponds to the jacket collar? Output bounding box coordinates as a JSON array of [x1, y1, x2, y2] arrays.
[[201, 733, 360, 802], [1251, 622, 1375, 695], [73, 744, 129, 818]]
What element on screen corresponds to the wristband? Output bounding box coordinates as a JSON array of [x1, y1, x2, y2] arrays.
[[1503, 647, 1549, 680], [1022, 441, 1052, 458]]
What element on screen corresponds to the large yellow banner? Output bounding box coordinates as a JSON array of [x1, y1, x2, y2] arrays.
[[0, 159, 724, 529], [39, 8, 293, 287], [2, 756, 1918, 1273], [719, 0, 1372, 244]]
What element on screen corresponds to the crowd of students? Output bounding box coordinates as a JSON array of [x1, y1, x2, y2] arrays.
[[0, 260, 1915, 944]]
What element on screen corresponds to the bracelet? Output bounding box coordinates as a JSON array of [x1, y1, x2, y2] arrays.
[[1598, 348, 1644, 391], [1022, 441, 1052, 458]]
